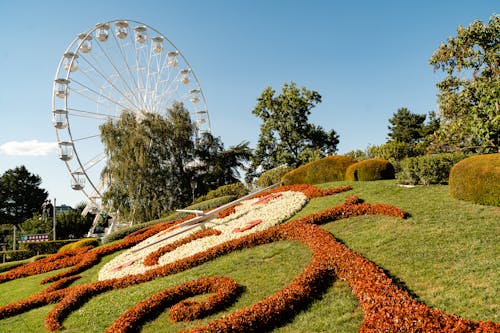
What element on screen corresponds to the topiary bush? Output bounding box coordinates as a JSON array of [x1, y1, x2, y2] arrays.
[[449, 153, 500, 206], [57, 238, 100, 253], [255, 165, 292, 188], [397, 152, 468, 185], [281, 155, 357, 185], [345, 158, 395, 181], [194, 182, 248, 204]]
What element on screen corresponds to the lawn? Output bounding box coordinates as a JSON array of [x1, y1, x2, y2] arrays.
[[0, 180, 497, 332]]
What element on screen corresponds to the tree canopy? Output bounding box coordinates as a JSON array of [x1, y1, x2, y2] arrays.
[[387, 107, 439, 144], [251, 82, 339, 171], [429, 13, 499, 153], [100, 103, 252, 224], [0, 166, 48, 229]]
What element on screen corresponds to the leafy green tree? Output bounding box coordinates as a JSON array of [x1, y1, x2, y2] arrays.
[[251, 82, 339, 171], [0, 166, 48, 229], [193, 133, 252, 198], [100, 102, 195, 224], [387, 107, 427, 144], [429, 14, 499, 153]]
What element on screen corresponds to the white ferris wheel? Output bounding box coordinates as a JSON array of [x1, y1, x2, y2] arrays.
[[52, 20, 211, 214]]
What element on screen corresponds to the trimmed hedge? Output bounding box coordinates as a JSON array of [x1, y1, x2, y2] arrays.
[[194, 183, 248, 204], [345, 158, 395, 181], [255, 166, 292, 188], [18, 240, 76, 256], [103, 195, 237, 244], [0, 250, 31, 263], [397, 152, 468, 185], [57, 238, 100, 253], [281, 155, 357, 185], [449, 153, 500, 206]]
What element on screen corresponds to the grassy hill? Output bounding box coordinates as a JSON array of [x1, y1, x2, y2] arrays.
[[0, 180, 497, 332]]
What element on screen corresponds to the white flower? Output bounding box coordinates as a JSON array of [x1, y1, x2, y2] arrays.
[[98, 191, 308, 281]]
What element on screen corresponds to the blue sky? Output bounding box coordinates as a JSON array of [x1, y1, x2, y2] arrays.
[[0, 0, 497, 207]]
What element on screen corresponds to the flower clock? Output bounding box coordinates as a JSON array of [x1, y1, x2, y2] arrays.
[[0, 184, 498, 332]]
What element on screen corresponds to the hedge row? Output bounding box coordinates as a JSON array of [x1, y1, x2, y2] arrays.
[[281, 155, 357, 185], [194, 183, 248, 204], [449, 153, 500, 206], [345, 158, 395, 181], [397, 152, 468, 185], [57, 238, 100, 253]]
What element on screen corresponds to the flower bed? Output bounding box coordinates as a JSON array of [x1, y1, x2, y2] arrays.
[[0, 184, 497, 332], [97, 190, 309, 280]]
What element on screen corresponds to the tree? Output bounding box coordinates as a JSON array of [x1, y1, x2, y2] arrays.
[[387, 107, 427, 144], [0, 166, 48, 229], [100, 102, 196, 224], [429, 14, 499, 153], [193, 133, 252, 197], [251, 82, 339, 171]]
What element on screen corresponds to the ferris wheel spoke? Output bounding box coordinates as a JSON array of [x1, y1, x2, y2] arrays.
[[154, 71, 183, 111], [75, 152, 107, 173], [77, 52, 140, 110], [67, 107, 119, 121], [112, 33, 142, 107], [150, 53, 173, 112], [70, 78, 134, 113], [71, 134, 102, 142], [93, 38, 143, 109]]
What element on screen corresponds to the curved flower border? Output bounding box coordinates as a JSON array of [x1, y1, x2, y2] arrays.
[[0, 184, 497, 332]]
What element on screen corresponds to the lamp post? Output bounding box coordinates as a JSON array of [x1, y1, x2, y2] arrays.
[[52, 198, 56, 241], [191, 179, 197, 203]]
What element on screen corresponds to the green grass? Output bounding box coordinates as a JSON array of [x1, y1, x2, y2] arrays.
[[0, 180, 497, 332]]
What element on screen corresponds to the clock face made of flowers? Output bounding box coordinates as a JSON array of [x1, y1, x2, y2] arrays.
[[98, 191, 309, 280], [0, 184, 498, 332]]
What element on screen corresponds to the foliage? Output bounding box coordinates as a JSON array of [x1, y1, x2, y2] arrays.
[[18, 240, 76, 256], [193, 133, 252, 198], [429, 14, 500, 153], [251, 82, 339, 170], [0, 166, 48, 228], [281, 155, 357, 185], [101, 103, 196, 224], [368, 141, 425, 172], [449, 153, 500, 206], [194, 182, 248, 204], [57, 238, 100, 253], [254, 165, 292, 188], [344, 149, 369, 161], [397, 152, 469, 185], [345, 158, 395, 181], [21, 203, 93, 240], [387, 107, 436, 144], [0, 250, 31, 263]]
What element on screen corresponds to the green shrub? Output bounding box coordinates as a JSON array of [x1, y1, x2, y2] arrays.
[[194, 182, 248, 204], [57, 238, 100, 253], [0, 250, 31, 263], [281, 155, 357, 185], [103, 195, 237, 243], [18, 240, 76, 256], [449, 154, 500, 206], [345, 158, 395, 181], [397, 153, 468, 185], [255, 165, 292, 188]]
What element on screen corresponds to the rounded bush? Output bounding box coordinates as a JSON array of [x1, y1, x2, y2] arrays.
[[281, 155, 357, 185], [449, 153, 500, 206], [345, 158, 395, 181], [255, 165, 291, 188], [58, 238, 100, 253], [194, 182, 248, 204]]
